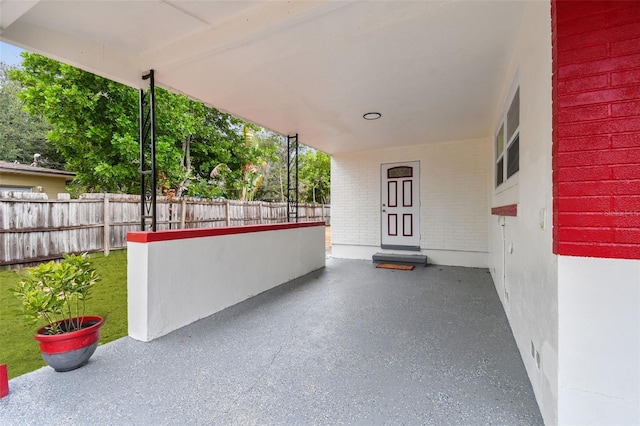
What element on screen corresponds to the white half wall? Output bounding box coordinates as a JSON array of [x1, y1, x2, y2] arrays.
[[127, 223, 326, 342], [558, 256, 640, 426], [331, 138, 490, 268]]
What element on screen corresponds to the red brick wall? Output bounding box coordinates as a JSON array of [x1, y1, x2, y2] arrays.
[[552, 0, 640, 259]]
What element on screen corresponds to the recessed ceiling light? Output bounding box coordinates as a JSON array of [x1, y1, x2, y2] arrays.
[[363, 112, 381, 120]]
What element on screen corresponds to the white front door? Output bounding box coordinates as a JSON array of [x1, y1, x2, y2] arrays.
[[381, 161, 420, 249]]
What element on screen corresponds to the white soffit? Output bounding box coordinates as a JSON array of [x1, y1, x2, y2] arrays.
[[0, 0, 525, 154]]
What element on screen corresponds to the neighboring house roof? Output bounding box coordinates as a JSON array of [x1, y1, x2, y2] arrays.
[[0, 161, 76, 181]]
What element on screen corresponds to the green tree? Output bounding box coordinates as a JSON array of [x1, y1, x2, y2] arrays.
[[254, 131, 288, 203], [252, 135, 331, 204], [0, 62, 58, 166], [9, 52, 268, 196], [209, 126, 277, 201], [10, 54, 141, 192], [298, 149, 330, 204]]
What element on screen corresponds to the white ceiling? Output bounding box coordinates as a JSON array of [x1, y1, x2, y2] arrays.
[[0, 0, 525, 154]]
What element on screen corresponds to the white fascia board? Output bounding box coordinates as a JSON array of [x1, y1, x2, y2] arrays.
[[1, 20, 144, 89]]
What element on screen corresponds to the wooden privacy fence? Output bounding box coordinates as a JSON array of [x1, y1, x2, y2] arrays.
[[0, 192, 330, 268]]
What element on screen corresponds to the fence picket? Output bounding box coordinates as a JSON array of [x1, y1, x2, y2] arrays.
[[0, 194, 329, 268]]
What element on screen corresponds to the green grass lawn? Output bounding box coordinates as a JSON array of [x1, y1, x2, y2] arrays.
[[0, 250, 128, 379]]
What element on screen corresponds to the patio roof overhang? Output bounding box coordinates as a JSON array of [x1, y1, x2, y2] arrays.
[[0, 0, 524, 154]]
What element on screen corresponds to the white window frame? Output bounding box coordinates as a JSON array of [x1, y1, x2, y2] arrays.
[[495, 83, 520, 192]]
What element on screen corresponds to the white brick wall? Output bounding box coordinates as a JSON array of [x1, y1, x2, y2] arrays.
[[487, 4, 557, 424], [331, 138, 489, 266]]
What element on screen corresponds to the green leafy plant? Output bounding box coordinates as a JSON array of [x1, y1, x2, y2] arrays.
[[13, 254, 100, 335]]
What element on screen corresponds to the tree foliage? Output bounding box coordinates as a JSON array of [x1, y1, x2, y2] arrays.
[[7, 52, 330, 202], [254, 131, 289, 203], [298, 149, 331, 204], [8, 53, 262, 196], [253, 135, 331, 204], [0, 62, 58, 166]]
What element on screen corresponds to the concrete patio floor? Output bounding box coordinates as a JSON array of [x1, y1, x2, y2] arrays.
[[1, 258, 543, 425]]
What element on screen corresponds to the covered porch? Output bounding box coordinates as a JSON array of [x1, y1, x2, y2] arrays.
[[3, 1, 640, 423], [1, 258, 542, 424]]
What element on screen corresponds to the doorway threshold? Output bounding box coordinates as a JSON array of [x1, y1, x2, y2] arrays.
[[373, 252, 428, 266], [380, 244, 421, 251]]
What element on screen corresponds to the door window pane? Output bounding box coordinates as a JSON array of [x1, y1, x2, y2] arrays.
[[387, 166, 412, 179]]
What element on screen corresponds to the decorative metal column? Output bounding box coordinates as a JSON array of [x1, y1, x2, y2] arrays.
[[287, 134, 299, 222], [139, 70, 157, 231]]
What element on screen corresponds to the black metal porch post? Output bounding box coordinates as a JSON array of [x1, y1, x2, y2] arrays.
[[139, 70, 157, 231], [287, 134, 299, 222]]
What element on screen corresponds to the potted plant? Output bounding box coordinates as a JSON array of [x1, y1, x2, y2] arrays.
[[13, 253, 104, 372]]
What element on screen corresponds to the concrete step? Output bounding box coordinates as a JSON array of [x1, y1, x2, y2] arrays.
[[372, 252, 428, 266]]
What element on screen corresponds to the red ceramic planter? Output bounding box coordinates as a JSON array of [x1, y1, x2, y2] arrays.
[[34, 316, 104, 372]]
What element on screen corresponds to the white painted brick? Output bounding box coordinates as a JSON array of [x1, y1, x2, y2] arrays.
[[331, 138, 489, 253]]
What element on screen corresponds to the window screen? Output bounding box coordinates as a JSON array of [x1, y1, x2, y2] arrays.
[[506, 88, 520, 142], [507, 136, 519, 179], [496, 124, 504, 160]]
